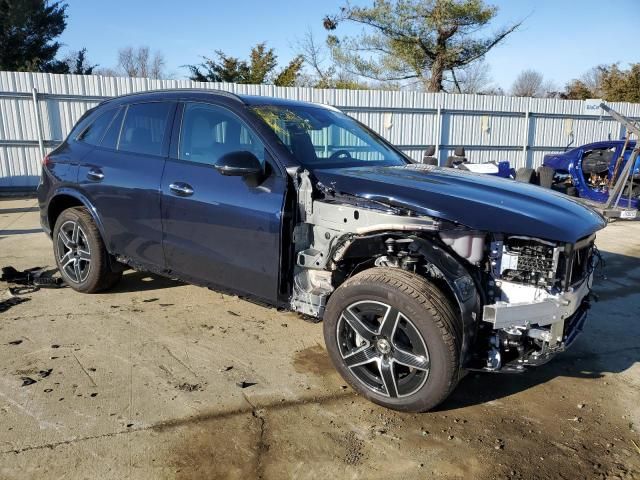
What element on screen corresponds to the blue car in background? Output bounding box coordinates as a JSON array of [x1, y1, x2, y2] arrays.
[[541, 141, 640, 212]]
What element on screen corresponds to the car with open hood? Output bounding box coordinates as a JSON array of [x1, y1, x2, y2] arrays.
[[37, 90, 607, 412]]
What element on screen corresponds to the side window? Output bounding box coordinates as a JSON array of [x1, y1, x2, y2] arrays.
[[179, 103, 265, 165], [101, 107, 125, 150], [118, 102, 172, 156], [77, 108, 117, 145]]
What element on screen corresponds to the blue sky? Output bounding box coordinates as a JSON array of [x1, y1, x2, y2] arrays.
[[58, 0, 639, 89]]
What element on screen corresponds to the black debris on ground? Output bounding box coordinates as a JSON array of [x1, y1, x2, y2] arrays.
[[236, 380, 257, 389], [20, 377, 37, 387], [0, 296, 29, 313], [7, 340, 23, 345], [176, 382, 202, 392], [1, 266, 64, 288]]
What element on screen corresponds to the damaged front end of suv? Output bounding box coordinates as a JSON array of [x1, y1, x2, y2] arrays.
[[249, 100, 607, 412], [288, 164, 605, 380]]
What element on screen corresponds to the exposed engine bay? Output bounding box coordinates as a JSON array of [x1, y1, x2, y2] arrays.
[[289, 169, 598, 373]]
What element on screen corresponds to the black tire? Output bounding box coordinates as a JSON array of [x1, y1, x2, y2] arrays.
[[52, 207, 121, 293], [566, 186, 578, 197], [515, 167, 536, 184], [323, 267, 461, 412], [536, 166, 555, 189]]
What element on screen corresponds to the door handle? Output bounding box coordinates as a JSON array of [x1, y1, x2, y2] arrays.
[[169, 182, 194, 196], [87, 168, 104, 181]]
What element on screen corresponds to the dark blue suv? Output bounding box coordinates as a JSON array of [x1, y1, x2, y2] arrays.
[[38, 90, 606, 411]]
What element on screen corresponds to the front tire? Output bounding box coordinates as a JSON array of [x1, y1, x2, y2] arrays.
[[53, 207, 121, 293], [323, 268, 461, 412]]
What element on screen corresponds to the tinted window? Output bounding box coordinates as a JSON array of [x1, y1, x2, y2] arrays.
[[101, 107, 125, 149], [179, 103, 264, 165], [118, 102, 172, 156], [77, 108, 117, 145]]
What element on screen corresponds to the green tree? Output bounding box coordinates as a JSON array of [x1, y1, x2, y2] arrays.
[[63, 48, 97, 75], [0, 0, 68, 72], [186, 43, 304, 86], [273, 56, 305, 87], [323, 0, 520, 92], [600, 63, 640, 103], [564, 79, 593, 100], [565, 64, 640, 103]]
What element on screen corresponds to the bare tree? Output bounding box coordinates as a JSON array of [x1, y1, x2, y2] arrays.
[[297, 29, 334, 87], [451, 60, 496, 94], [511, 69, 547, 97], [296, 29, 369, 89], [580, 66, 604, 97], [116, 46, 166, 79]]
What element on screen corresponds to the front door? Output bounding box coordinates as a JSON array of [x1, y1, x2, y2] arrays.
[[160, 102, 286, 303]]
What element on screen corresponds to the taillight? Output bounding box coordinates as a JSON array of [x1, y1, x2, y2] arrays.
[[43, 155, 51, 167]]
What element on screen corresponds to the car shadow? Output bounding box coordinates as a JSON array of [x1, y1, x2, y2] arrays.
[[437, 248, 640, 411], [0, 228, 43, 236], [109, 270, 184, 293]]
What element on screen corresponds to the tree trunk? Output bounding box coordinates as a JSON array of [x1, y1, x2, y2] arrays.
[[428, 58, 445, 92]]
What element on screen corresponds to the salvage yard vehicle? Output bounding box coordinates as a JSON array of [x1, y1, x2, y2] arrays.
[[38, 90, 606, 412], [516, 105, 640, 220], [540, 140, 639, 218]]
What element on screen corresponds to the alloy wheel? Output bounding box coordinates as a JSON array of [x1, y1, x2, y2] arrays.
[[56, 220, 92, 283], [336, 300, 430, 398]]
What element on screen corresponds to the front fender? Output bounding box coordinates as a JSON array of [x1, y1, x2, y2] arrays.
[[409, 236, 482, 369]]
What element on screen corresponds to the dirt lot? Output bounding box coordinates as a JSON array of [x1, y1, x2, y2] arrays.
[[0, 197, 638, 480]]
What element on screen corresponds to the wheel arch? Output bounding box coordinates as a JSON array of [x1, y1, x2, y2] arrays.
[[47, 189, 107, 243], [333, 231, 481, 367]]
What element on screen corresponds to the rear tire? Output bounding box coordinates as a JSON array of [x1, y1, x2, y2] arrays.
[[515, 167, 536, 184], [323, 267, 461, 412], [536, 166, 555, 188], [53, 207, 121, 293]]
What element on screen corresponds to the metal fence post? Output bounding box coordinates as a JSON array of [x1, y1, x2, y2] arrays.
[[522, 109, 531, 169], [435, 105, 443, 165], [31, 87, 46, 160]]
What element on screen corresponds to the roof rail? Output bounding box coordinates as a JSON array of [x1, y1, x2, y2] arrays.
[[100, 88, 245, 104]]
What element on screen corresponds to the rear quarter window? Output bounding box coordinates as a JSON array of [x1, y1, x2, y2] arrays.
[[76, 108, 117, 145]]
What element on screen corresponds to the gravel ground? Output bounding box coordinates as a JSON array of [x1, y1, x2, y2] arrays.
[[0, 197, 639, 480]]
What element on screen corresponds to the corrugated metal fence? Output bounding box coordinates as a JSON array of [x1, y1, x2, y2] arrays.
[[1, 70, 640, 189]]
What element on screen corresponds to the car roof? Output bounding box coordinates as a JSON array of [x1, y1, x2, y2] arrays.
[[99, 88, 336, 111], [578, 140, 637, 150]]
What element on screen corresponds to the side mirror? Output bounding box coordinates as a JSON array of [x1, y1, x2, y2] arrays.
[[214, 151, 262, 176]]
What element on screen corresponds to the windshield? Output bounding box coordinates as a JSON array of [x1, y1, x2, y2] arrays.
[[251, 104, 408, 169]]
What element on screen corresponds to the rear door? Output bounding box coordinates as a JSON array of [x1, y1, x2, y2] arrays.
[[78, 101, 176, 268], [160, 101, 286, 302]]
